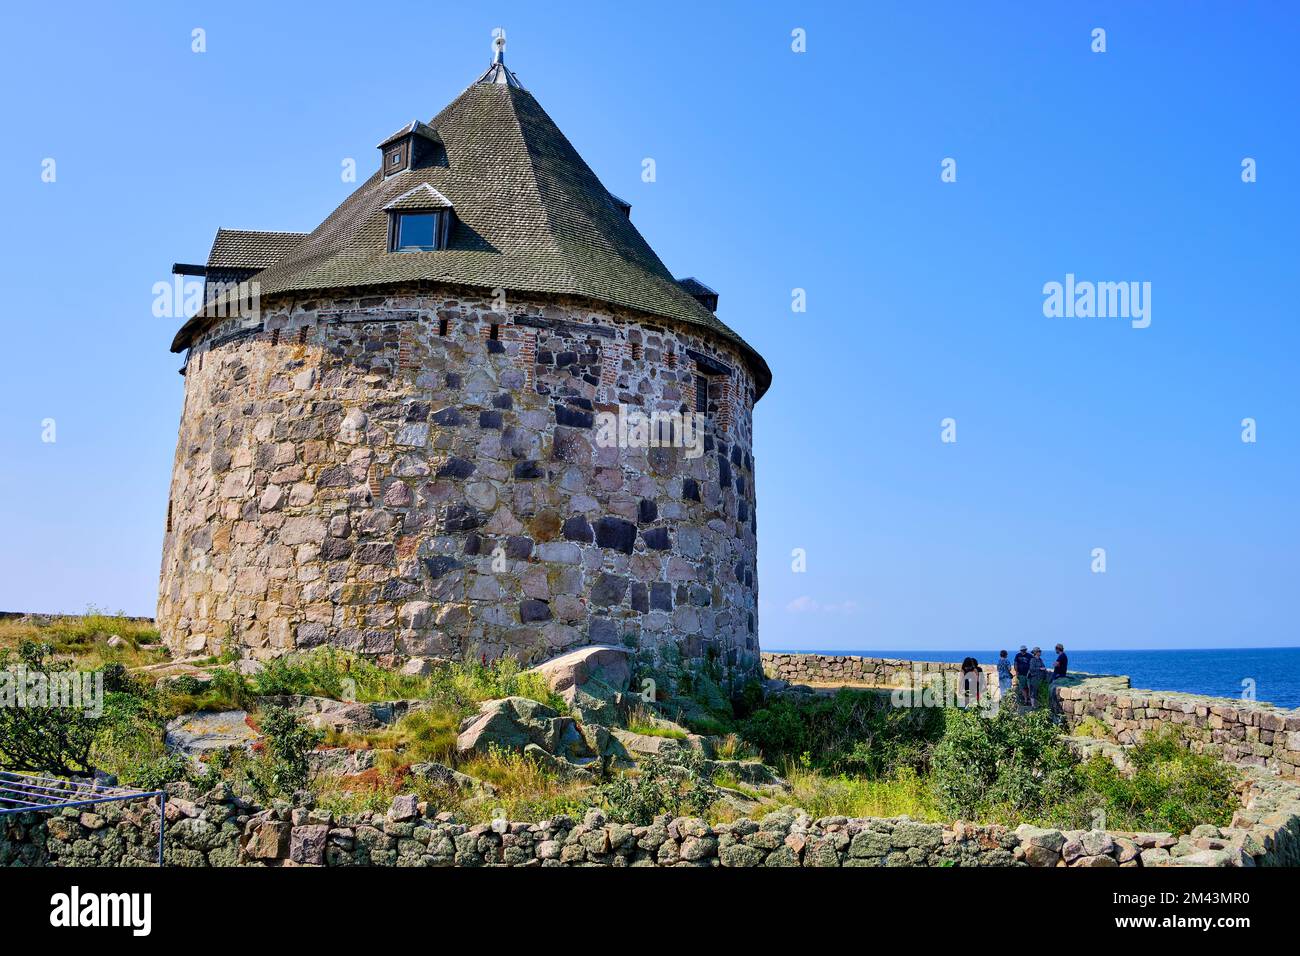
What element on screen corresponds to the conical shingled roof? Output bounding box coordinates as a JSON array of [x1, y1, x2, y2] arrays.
[[172, 55, 770, 398]]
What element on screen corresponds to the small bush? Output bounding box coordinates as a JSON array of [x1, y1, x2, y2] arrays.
[[1076, 727, 1238, 833], [600, 751, 716, 825], [930, 707, 1080, 822], [0, 641, 101, 775], [738, 688, 944, 776], [242, 705, 324, 800]]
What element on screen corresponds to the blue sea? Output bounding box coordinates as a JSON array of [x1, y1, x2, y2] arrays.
[[770, 648, 1300, 710]]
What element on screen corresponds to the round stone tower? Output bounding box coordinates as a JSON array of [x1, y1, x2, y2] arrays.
[[158, 37, 770, 678]]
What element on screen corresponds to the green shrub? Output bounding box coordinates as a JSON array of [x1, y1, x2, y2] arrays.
[[0, 641, 101, 775], [738, 689, 944, 776], [1076, 727, 1237, 833], [243, 705, 324, 800], [600, 751, 716, 825], [930, 707, 1079, 821]]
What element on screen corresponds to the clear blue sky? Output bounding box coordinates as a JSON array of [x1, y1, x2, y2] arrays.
[[1, 2, 1296, 651]]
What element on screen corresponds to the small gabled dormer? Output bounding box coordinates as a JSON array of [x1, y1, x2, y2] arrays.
[[609, 193, 632, 219], [385, 183, 454, 252], [678, 277, 719, 313], [377, 120, 442, 177]]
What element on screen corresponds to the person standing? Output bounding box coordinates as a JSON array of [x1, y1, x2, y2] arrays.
[[996, 650, 1013, 700], [1013, 645, 1032, 705], [1052, 644, 1068, 681], [1027, 647, 1048, 706], [958, 657, 984, 707]]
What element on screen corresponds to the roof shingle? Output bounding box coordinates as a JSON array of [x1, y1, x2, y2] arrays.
[[173, 70, 769, 398]]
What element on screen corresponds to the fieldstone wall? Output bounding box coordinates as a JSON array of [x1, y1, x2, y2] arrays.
[[762, 652, 973, 687], [6, 773, 1299, 868], [159, 285, 760, 675], [762, 653, 1300, 779], [1054, 680, 1300, 778]]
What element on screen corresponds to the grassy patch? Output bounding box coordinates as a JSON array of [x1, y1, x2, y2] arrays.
[[323, 706, 462, 766], [777, 764, 941, 821], [249, 648, 565, 712], [456, 745, 593, 823], [0, 609, 167, 671], [1073, 727, 1238, 833], [624, 706, 688, 739]]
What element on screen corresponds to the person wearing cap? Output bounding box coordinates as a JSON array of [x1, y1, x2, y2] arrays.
[[1052, 643, 1068, 682]]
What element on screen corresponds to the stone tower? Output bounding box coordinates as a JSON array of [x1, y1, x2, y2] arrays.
[[159, 36, 771, 678]]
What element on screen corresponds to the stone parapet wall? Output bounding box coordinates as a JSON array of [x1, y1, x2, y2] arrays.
[[761, 652, 969, 687], [159, 286, 760, 675], [5, 774, 1298, 868], [1054, 681, 1300, 778]]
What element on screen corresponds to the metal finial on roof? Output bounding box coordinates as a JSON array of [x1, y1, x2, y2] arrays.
[[477, 28, 523, 88]]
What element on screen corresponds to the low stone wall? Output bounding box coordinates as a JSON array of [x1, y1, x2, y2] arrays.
[[1054, 680, 1300, 778], [5, 773, 1300, 868], [761, 652, 973, 687], [761, 652, 1300, 779]]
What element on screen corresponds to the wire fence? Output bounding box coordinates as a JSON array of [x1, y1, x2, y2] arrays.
[[0, 770, 167, 865]]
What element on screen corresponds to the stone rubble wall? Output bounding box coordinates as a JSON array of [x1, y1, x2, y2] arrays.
[[761, 652, 1300, 779], [1054, 681, 1300, 778], [762, 652, 972, 687], [158, 286, 761, 675], [5, 775, 1298, 868]]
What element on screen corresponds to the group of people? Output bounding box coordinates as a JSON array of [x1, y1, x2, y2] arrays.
[[995, 644, 1068, 707]]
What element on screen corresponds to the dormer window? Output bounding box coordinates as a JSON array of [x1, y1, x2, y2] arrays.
[[377, 120, 442, 178], [389, 210, 449, 252], [384, 183, 454, 252]]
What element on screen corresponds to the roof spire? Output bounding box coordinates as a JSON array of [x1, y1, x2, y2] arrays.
[[477, 28, 523, 88]]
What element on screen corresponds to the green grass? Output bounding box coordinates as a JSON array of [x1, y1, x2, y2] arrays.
[[248, 648, 566, 712], [624, 706, 688, 739], [0, 608, 168, 671], [323, 706, 462, 766]]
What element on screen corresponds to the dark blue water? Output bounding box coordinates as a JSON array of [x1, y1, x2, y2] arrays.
[[772, 648, 1300, 709]]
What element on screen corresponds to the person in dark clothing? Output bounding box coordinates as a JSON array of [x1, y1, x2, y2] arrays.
[[1013, 645, 1032, 705], [958, 657, 983, 707], [1027, 648, 1048, 706], [1052, 644, 1068, 681]]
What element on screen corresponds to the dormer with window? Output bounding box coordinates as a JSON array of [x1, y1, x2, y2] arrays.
[[377, 121, 443, 178], [385, 184, 454, 252]]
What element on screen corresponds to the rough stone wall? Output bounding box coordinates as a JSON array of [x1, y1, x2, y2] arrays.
[[762, 652, 972, 687], [1054, 681, 1300, 779], [158, 286, 760, 675], [761, 653, 1300, 779], [7, 774, 1298, 867]]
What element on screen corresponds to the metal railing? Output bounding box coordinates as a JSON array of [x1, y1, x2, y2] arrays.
[[0, 770, 166, 865]]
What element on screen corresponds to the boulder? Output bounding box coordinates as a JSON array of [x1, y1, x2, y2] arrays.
[[409, 762, 497, 795], [456, 696, 587, 758], [164, 710, 259, 756], [611, 728, 685, 758], [525, 645, 632, 724], [259, 695, 429, 733]]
